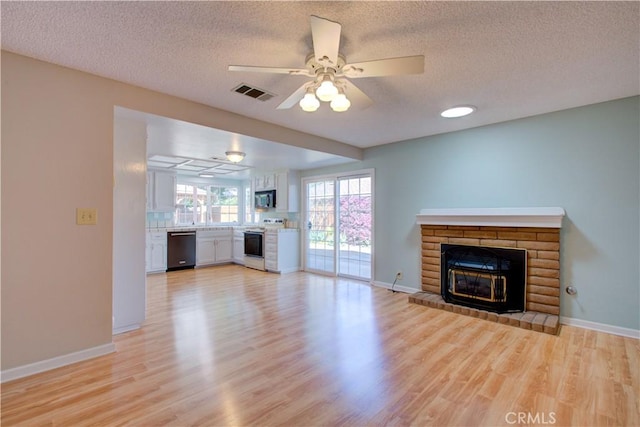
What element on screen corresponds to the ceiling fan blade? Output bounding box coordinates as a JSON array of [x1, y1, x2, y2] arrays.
[[276, 83, 310, 110], [310, 15, 341, 68], [342, 55, 425, 78], [343, 80, 373, 109], [228, 65, 311, 76]]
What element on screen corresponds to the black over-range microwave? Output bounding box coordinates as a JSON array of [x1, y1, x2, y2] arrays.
[[255, 190, 276, 210]]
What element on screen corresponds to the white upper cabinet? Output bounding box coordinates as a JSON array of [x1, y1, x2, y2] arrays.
[[254, 173, 277, 191], [147, 170, 176, 212], [252, 169, 299, 213], [276, 170, 300, 213]]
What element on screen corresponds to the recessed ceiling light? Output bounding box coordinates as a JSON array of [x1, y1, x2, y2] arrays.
[[199, 173, 214, 178], [441, 105, 476, 118]]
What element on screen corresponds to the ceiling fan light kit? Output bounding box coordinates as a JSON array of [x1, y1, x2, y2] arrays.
[[316, 74, 339, 102], [299, 87, 320, 112], [229, 15, 424, 114], [300, 73, 352, 112], [225, 151, 246, 163], [330, 91, 351, 112]]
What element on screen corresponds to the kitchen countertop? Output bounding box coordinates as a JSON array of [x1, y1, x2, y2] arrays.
[[147, 225, 300, 232], [148, 226, 235, 232]]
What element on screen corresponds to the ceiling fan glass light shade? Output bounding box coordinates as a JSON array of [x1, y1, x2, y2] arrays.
[[441, 105, 476, 118], [225, 151, 245, 163], [299, 92, 320, 112], [316, 79, 338, 102], [330, 93, 351, 112]]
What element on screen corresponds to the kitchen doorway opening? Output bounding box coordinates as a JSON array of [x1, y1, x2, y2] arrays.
[[303, 170, 374, 281]]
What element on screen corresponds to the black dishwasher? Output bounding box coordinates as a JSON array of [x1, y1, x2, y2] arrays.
[[167, 231, 196, 271]]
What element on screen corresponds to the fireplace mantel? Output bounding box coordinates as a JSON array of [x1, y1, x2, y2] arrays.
[[416, 207, 565, 228]]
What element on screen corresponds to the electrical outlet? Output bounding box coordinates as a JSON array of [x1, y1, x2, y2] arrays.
[[76, 208, 97, 225], [396, 271, 403, 280]]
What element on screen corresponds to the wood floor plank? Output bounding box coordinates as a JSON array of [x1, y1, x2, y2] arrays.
[[1, 265, 638, 426]]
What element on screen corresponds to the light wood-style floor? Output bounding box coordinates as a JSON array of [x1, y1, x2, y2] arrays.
[[2, 265, 638, 426]]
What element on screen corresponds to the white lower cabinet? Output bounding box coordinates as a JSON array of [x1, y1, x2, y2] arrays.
[[264, 230, 300, 273], [233, 229, 245, 265], [146, 231, 167, 273], [196, 229, 232, 267]]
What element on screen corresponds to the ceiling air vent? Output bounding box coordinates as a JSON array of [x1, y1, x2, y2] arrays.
[[232, 83, 275, 102]]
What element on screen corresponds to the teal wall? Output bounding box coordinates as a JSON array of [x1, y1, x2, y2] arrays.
[[302, 96, 640, 330]]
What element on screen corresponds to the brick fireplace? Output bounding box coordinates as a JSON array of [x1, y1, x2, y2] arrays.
[[410, 207, 565, 334]]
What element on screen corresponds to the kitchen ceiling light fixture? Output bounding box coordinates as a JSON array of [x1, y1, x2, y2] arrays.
[[225, 151, 246, 163], [441, 105, 476, 118], [199, 173, 215, 178]]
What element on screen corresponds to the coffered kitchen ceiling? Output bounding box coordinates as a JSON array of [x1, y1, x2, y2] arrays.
[[1, 2, 638, 157]]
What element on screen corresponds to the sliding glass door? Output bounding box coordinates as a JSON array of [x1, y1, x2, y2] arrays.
[[337, 175, 372, 280], [303, 171, 373, 280], [305, 179, 336, 274]]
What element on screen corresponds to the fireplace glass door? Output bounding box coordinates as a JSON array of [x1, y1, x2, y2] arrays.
[[441, 244, 526, 313], [449, 269, 507, 302]]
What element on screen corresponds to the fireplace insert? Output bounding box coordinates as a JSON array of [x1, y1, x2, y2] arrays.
[[441, 244, 526, 313]]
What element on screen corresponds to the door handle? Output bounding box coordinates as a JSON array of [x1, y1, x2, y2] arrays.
[[307, 221, 312, 230]]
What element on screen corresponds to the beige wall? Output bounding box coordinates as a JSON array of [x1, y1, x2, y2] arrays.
[[0, 51, 359, 371], [2, 54, 114, 368]]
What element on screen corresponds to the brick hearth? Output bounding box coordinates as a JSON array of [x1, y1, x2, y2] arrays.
[[408, 292, 560, 334], [412, 208, 564, 335]]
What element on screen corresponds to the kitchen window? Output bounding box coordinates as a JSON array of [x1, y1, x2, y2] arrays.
[[175, 182, 240, 225]]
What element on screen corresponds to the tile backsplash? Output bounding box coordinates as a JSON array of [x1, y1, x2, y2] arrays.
[[146, 212, 174, 228]]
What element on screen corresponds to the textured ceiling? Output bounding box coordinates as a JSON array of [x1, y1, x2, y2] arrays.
[[1, 1, 638, 150]]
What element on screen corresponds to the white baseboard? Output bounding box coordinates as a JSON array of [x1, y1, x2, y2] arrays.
[[1, 342, 116, 383], [279, 266, 301, 274], [113, 323, 141, 335], [560, 316, 640, 339], [372, 281, 640, 340], [371, 280, 418, 295]]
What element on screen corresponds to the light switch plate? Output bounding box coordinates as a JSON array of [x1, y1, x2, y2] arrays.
[[76, 208, 97, 225]]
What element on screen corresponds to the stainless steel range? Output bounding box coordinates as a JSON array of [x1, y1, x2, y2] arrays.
[[244, 228, 265, 271], [243, 219, 286, 271]]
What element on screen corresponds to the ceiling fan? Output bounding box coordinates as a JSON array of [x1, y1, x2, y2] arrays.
[[228, 15, 424, 112]]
